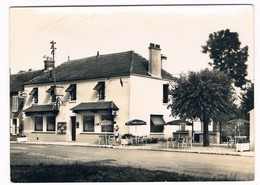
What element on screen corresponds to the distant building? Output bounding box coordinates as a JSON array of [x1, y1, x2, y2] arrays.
[[21, 43, 176, 144], [10, 70, 44, 138]]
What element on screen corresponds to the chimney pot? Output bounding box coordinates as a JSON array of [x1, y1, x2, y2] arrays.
[[149, 43, 155, 48], [155, 44, 160, 49]]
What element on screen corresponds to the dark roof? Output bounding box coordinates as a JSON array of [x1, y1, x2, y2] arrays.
[[23, 104, 59, 116], [26, 51, 176, 85], [10, 70, 44, 93], [71, 101, 119, 113]]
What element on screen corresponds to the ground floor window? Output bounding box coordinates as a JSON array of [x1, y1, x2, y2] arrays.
[[35, 116, 43, 131], [150, 115, 165, 133], [101, 115, 114, 132], [83, 115, 94, 132], [47, 116, 56, 131]]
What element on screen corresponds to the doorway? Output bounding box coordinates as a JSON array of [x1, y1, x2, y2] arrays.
[[12, 119, 17, 135], [71, 116, 76, 141]]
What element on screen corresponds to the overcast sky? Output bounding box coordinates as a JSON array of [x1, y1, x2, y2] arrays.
[[10, 5, 254, 81]]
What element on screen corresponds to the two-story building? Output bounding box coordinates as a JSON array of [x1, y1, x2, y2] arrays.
[[22, 43, 176, 144], [10, 70, 44, 139]]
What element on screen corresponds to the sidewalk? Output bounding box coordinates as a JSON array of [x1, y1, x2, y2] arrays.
[[12, 141, 254, 157]]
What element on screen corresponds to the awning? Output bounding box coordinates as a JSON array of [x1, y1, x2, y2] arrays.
[[93, 82, 104, 90], [65, 84, 76, 92], [24, 104, 59, 116], [71, 101, 119, 113], [150, 115, 166, 126], [46, 86, 55, 93], [29, 88, 38, 95]]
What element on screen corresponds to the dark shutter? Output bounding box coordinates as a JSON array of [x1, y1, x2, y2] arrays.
[[163, 84, 169, 103]]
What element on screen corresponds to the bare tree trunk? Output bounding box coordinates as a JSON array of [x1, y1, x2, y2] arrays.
[[203, 117, 210, 147]]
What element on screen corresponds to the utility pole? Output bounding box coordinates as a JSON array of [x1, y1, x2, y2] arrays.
[[50, 40, 56, 62], [50, 41, 59, 109]]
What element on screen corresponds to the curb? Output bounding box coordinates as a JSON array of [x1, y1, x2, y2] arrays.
[[11, 141, 254, 157]]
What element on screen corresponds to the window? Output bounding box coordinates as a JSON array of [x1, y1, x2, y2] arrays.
[[163, 84, 169, 103], [150, 115, 165, 133], [29, 88, 38, 103], [93, 81, 105, 100], [47, 116, 56, 131], [83, 115, 94, 132], [101, 115, 114, 132], [65, 84, 77, 101], [35, 116, 43, 131], [46, 86, 56, 102], [12, 96, 18, 112]]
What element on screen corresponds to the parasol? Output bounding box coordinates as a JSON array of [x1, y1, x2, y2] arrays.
[[125, 119, 146, 135], [227, 118, 249, 125], [167, 119, 192, 130]]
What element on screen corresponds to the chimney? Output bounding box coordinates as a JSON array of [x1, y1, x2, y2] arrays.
[[148, 43, 162, 77], [44, 58, 55, 71]]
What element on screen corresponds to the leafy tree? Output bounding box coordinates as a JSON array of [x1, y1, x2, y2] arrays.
[[240, 82, 254, 119], [168, 69, 235, 146], [202, 29, 249, 88]]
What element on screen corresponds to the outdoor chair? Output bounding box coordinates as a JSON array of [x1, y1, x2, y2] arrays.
[[171, 137, 187, 149], [177, 137, 187, 149], [165, 137, 172, 148], [186, 137, 193, 148]]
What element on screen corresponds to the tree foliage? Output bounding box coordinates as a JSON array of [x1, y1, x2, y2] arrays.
[[240, 82, 254, 119], [202, 29, 249, 88], [168, 69, 235, 146]]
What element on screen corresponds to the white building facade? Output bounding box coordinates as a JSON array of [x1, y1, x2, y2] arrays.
[[22, 43, 176, 144]]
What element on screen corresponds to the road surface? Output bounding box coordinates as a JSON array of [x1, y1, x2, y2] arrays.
[[10, 143, 254, 180]]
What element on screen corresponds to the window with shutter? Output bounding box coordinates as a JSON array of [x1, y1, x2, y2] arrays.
[[163, 84, 169, 103], [12, 96, 18, 112]]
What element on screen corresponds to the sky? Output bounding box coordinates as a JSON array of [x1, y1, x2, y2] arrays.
[[9, 5, 254, 81]]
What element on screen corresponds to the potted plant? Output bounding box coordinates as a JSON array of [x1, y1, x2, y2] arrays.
[[121, 134, 132, 145], [17, 135, 27, 143], [236, 137, 249, 152]]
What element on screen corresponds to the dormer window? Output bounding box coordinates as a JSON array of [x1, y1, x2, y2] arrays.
[[46, 86, 56, 103], [93, 81, 105, 100], [29, 88, 38, 103], [65, 84, 77, 101]]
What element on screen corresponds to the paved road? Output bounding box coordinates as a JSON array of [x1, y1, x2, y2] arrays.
[[10, 143, 254, 180]]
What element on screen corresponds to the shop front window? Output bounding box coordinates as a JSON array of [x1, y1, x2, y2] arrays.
[[83, 115, 94, 132], [47, 116, 56, 131], [35, 116, 43, 131]]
